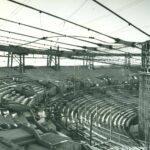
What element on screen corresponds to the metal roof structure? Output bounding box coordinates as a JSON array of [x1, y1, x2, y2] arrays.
[[0, 0, 149, 67]]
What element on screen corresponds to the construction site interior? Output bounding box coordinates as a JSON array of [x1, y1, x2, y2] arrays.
[[0, 0, 150, 150]]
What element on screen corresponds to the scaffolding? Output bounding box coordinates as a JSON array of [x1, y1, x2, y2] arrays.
[[47, 47, 60, 70], [83, 55, 94, 70], [7, 52, 25, 73], [124, 53, 131, 69]]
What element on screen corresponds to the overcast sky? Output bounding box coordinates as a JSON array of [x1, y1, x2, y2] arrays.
[[0, 0, 149, 66]]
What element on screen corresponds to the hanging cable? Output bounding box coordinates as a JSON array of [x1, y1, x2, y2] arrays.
[[16, 37, 47, 46], [6, 0, 124, 42], [0, 31, 141, 63], [0, 17, 124, 50], [7, 0, 146, 46], [0, 34, 141, 60], [81, 0, 143, 27], [0, 34, 140, 59], [0, 27, 142, 62], [0, 27, 141, 60], [39, 11, 43, 37], [0, 40, 127, 62], [0, 35, 40, 45], [0, 28, 102, 51], [0, 39, 47, 49], [92, 0, 150, 38], [0, 35, 83, 50]]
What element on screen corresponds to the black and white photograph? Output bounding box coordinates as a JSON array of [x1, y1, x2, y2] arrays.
[[0, 0, 149, 149]]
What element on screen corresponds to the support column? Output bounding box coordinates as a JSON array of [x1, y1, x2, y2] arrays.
[[86, 56, 89, 67], [124, 53, 131, 69], [90, 56, 94, 70], [19, 54, 22, 73], [52, 47, 60, 70], [22, 54, 25, 73], [54, 54, 57, 70], [47, 47, 60, 70], [47, 55, 52, 67], [47, 55, 49, 66], [125, 55, 127, 68], [11, 52, 13, 68], [47, 55, 53, 67], [7, 52, 10, 67], [83, 55, 86, 67], [57, 54, 60, 70], [85, 55, 94, 70], [18, 54, 25, 73], [56, 46, 60, 70]]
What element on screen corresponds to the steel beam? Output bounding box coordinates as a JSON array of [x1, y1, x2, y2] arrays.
[[0, 44, 141, 57]]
